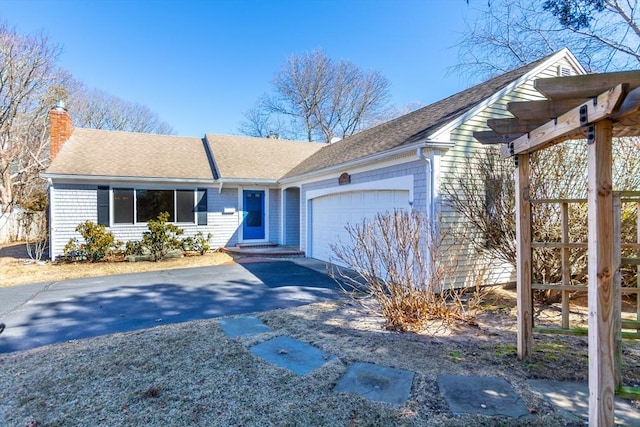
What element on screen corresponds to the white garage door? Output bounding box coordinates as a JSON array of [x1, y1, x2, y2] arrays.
[[310, 190, 410, 263]]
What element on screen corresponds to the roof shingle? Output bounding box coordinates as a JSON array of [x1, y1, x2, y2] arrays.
[[205, 134, 322, 181], [45, 128, 214, 180]]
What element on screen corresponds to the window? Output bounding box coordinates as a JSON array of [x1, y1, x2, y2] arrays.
[[106, 188, 206, 225], [136, 189, 174, 222], [176, 190, 194, 223], [113, 189, 134, 224]]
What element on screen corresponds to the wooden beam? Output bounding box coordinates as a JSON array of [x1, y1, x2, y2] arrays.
[[507, 99, 586, 121], [534, 326, 640, 340], [587, 119, 615, 426], [610, 85, 640, 121], [535, 70, 640, 100], [501, 84, 625, 157], [516, 154, 533, 360], [488, 118, 548, 134], [473, 130, 523, 145]]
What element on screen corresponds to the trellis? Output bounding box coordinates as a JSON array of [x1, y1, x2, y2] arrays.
[[526, 194, 640, 329], [475, 70, 640, 426]]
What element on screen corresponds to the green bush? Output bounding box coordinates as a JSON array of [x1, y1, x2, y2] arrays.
[[64, 221, 118, 262], [141, 212, 184, 261], [123, 240, 144, 256], [181, 231, 212, 255]]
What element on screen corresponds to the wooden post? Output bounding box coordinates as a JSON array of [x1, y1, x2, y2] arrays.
[[613, 195, 622, 391], [587, 120, 615, 426], [561, 202, 571, 328], [637, 201, 640, 321], [516, 154, 533, 360]]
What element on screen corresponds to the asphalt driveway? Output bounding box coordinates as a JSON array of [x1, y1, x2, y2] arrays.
[[0, 259, 342, 353]]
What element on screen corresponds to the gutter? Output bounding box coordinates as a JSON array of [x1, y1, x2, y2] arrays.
[[215, 178, 280, 194], [279, 140, 451, 185], [41, 173, 216, 185]]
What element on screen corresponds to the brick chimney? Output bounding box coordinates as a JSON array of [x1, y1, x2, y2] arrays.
[[49, 100, 72, 161]]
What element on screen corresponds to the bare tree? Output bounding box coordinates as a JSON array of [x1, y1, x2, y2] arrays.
[[456, 0, 640, 81], [68, 85, 173, 134], [0, 22, 173, 229], [240, 49, 391, 142], [0, 23, 65, 214], [238, 100, 297, 140]]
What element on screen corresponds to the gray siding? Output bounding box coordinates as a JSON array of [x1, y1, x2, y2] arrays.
[[50, 184, 98, 258], [284, 188, 300, 245], [437, 58, 580, 286], [268, 189, 280, 243], [49, 185, 241, 259], [209, 187, 241, 248]]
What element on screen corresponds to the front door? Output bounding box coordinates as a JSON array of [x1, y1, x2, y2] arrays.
[[243, 190, 265, 240]]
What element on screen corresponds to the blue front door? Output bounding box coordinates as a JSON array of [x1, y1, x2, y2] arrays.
[[243, 190, 265, 240]]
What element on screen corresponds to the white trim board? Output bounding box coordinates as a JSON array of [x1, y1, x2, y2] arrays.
[[305, 175, 414, 203]]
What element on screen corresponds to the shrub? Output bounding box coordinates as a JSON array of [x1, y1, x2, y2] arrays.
[[123, 240, 144, 256], [141, 212, 184, 261], [64, 221, 118, 262], [330, 210, 485, 333], [181, 231, 212, 255]]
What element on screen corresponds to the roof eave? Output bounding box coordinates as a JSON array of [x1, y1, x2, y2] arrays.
[[216, 178, 279, 185], [279, 140, 442, 184], [427, 49, 587, 143], [42, 173, 216, 185]]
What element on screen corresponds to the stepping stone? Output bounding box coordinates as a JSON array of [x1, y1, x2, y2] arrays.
[[250, 336, 334, 375], [437, 374, 531, 418], [334, 362, 414, 404], [527, 379, 640, 426], [217, 316, 273, 339]]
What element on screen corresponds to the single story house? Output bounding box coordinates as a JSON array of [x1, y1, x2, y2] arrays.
[[43, 48, 585, 285]]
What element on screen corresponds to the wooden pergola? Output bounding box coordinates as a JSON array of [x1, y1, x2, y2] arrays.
[[476, 70, 640, 426]]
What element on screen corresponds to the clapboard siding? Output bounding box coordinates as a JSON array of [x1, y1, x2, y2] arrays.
[[208, 187, 240, 248], [50, 184, 98, 257], [437, 60, 581, 286], [269, 189, 280, 243], [49, 185, 242, 259], [284, 188, 301, 245]]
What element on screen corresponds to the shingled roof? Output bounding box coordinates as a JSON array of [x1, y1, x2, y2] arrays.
[[45, 128, 214, 180], [283, 52, 561, 179], [205, 134, 322, 181]]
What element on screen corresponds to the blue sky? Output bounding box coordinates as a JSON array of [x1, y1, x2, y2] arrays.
[[0, 0, 480, 137]]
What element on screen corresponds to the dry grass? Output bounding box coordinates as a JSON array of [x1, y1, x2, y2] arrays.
[[1, 290, 639, 426], [0, 242, 234, 287], [1, 242, 639, 425]]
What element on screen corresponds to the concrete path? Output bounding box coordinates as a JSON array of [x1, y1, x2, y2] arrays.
[[0, 259, 340, 353]]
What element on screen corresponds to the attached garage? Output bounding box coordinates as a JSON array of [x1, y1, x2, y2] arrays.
[[309, 189, 411, 263]]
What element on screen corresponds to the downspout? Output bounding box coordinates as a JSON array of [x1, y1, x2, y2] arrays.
[[417, 145, 435, 287], [47, 178, 54, 261], [416, 146, 433, 221]]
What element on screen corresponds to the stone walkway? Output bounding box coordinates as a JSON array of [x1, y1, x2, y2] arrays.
[[216, 315, 640, 425]]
